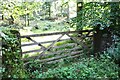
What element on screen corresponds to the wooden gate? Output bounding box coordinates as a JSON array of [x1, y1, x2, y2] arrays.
[[20, 30, 93, 64]]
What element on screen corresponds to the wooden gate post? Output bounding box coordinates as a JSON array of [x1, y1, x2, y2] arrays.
[[93, 28, 113, 56]]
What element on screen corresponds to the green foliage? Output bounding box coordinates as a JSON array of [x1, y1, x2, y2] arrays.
[[21, 38, 30, 42], [31, 20, 70, 33], [76, 2, 111, 30], [106, 36, 120, 63], [42, 2, 51, 17], [1, 28, 28, 78], [110, 2, 120, 36], [55, 40, 73, 46], [1, 1, 42, 26], [29, 54, 119, 79], [72, 2, 120, 30]]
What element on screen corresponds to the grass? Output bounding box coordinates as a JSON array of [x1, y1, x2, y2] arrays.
[[30, 20, 74, 33], [22, 40, 77, 60], [20, 20, 73, 42]]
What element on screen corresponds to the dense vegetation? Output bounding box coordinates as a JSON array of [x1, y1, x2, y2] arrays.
[[1, 27, 120, 79], [27, 54, 119, 79], [0, 28, 28, 78], [77, 3, 114, 28], [0, 0, 120, 79]]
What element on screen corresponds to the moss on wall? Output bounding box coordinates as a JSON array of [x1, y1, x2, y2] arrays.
[[1, 28, 28, 78]]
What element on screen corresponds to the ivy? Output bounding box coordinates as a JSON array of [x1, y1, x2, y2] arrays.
[[1, 28, 28, 78], [70, 2, 120, 31]]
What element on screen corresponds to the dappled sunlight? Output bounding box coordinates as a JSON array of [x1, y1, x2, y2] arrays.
[[1, 0, 120, 79]]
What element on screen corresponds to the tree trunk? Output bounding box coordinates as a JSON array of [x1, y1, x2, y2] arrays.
[[48, 2, 51, 18], [9, 15, 14, 25], [2, 14, 3, 20], [27, 13, 29, 26], [77, 2, 83, 30]]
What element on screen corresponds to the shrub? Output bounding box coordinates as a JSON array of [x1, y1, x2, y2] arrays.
[[30, 54, 119, 79], [106, 36, 120, 65]]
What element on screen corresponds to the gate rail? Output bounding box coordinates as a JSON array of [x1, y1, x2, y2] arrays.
[[20, 29, 93, 64]]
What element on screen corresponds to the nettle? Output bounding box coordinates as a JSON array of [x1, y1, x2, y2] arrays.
[[1, 27, 28, 78]]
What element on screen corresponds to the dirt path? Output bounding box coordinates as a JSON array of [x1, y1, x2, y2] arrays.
[[20, 30, 70, 56]]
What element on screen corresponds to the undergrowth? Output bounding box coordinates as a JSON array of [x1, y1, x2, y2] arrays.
[[26, 54, 119, 79]]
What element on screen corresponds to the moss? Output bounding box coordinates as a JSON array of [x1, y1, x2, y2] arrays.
[[2, 28, 28, 78]]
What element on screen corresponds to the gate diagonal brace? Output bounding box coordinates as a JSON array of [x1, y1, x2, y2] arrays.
[[66, 33, 89, 50], [26, 37, 47, 50], [35, 34, 65, 60]]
